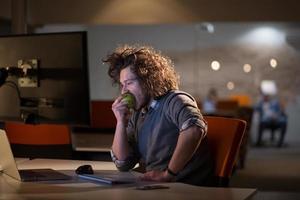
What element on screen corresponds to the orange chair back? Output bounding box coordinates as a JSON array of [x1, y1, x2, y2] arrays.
[[230, 94, 252, 107], [91, 101, 116, 128], [216, 99, 239, 111], [204, 116, 246, 186], [4, 122, 70, 145]]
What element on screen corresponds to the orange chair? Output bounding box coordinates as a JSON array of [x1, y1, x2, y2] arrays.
[[4, 122, 72, 159], [204, 116, 247, 187], [229, 94, 252, 107], [91, 101, 116, 129]]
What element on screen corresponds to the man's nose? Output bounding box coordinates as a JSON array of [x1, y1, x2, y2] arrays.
[[121, 86, 128, 94]]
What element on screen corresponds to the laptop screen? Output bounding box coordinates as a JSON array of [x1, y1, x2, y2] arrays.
[[0, 129, 22, 181], [0, 129, 72, 182]]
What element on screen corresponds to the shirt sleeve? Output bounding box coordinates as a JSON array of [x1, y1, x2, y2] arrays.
[[110, 149, 138, 171], [110, 115, 140, 171], [166, 93, 207, 136]]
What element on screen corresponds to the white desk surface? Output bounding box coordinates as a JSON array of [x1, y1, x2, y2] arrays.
[[0, 158, 257, 200]]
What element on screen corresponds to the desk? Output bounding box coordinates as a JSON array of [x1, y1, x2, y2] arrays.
[[0, 158, 256, 200]]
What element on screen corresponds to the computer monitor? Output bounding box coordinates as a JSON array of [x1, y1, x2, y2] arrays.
[[0, 32, 90, 125]]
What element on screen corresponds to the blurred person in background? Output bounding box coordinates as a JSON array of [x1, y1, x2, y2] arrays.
[[203, 88, 218, 115], [255, 93, 287, 147]]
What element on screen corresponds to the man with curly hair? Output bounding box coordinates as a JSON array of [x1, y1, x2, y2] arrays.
[[103, 45, 214, 186]]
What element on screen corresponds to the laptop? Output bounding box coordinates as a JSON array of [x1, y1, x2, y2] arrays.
[[77, 170, 137, 185], [0, 129, 71, 182]]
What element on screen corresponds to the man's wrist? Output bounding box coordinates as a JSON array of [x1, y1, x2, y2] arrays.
[[166, 167, 178, 177]]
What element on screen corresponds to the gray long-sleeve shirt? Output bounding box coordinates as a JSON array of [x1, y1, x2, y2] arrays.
[[111, 90, 214, 186]]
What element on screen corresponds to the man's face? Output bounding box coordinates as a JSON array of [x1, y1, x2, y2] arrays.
[[120, 67, 149, 110]]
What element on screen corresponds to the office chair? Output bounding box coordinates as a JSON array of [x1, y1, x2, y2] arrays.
[[204, 116, 246, 187], [236, 106, 253, 169], [4, 122, 72, 159], [90, 101, 116, 128]]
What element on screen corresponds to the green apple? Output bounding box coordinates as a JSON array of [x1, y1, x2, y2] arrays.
[[122, 92, 136, 109]]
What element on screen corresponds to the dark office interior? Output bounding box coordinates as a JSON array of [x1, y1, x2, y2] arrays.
[[1, 1, 300, 199]]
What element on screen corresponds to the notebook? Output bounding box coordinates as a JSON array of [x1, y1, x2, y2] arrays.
[[0, 129, 71, 182], [77, 170, 137, 185]]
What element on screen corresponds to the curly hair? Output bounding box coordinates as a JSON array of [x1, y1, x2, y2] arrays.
[[103, 45, 179, 98]]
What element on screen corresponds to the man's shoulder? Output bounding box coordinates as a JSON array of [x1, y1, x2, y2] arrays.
[[164, 90, 195, 101], [158, 90, 197, 107]]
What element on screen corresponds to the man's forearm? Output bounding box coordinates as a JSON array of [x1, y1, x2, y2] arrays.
[[167, 126, 204, 174], [111, 122, 130, 160]]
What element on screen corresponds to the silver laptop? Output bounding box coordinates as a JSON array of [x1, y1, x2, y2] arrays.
[[77, 170, 137, 185], [0, 129, 71, 182]]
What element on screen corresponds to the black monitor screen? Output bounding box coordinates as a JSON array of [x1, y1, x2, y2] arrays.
[[0, 32, 90, 125]]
